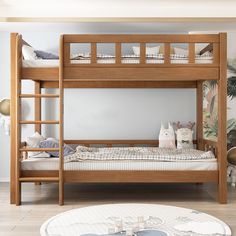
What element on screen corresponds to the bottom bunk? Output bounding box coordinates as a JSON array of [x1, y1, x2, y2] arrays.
[[16, 139, 224, 205], [20, 144, 219, 183]]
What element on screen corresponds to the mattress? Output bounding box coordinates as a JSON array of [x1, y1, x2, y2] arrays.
[[21, 157, 218, 171], [23, 59, 59, 68], [22, 57, 213, 68]]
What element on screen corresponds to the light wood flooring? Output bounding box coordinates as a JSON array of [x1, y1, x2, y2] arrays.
[[0, 182, 236, 235]]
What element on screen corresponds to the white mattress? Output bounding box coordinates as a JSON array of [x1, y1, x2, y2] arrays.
[[21, 157, 218, 171], [23, 59, 59, 68], [23, 57, 213, 68]]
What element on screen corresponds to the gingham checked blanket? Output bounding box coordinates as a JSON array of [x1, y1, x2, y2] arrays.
[[71, 53, 213, 60], [64, 146, 215, 163]]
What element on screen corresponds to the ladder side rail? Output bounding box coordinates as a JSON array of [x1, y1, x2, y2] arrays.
[[59, 35, 64, 205], [10, 33, 18, 204], [15, 34, 23, 206]]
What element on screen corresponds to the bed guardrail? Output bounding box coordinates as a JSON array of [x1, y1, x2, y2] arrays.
[[62, 34, 220, 68]]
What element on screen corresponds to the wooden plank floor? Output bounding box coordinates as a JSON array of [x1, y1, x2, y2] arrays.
[[0, 182, 236, 235]]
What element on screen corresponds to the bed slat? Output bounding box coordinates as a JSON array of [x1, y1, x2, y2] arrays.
[[19, 120, 59, 124]]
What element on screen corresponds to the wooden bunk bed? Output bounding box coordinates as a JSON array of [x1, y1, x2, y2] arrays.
[[10, 33, 227, 206]]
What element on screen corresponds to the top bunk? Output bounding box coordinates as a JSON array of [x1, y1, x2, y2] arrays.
[[13, 33, 227, 88]]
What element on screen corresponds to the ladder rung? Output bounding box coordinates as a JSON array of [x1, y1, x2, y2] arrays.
[[20, 147, 59, 152], [20, 94, 59, 98], [20, 120, 59, 124], [19, 177, 59, 182]]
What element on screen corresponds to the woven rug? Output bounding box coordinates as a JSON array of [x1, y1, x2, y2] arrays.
[[40, 204, 231, 236]]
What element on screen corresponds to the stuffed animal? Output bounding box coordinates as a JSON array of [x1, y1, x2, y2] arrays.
[[159, 123, 176, 148], [173, 121, 195, 149]]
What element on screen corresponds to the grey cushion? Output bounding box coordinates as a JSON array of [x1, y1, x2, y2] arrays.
[[35, 50, 59, 59], [39, 139, 75, 157]]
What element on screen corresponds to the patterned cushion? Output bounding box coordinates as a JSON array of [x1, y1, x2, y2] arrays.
[[35, 50, 59, 59], [26, 132, 45, 157], [39, 138, 75, 157]]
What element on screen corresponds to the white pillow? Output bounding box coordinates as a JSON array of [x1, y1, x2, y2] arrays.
[[174, 47, 188, 56], [132, 46, 160, 56], [26, 132, 45, 157], [30, 152, 50, 158], [22, 45, 38, 60]]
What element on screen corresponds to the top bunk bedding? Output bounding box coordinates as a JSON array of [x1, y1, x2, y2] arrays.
[[21, 43, 214, 68], [23, 54, 212, 68], [22, 53, 213, 68]]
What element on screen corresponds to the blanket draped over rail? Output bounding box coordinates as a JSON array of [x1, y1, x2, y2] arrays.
[[64, 146, 215, 163]]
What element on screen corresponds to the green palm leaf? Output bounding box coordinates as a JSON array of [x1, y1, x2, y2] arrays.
[[203, 118, 236, 139]]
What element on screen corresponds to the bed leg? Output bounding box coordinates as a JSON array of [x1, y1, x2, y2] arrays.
[[16, 182, 21, 206], [59, 182, 64, 206], [217, 33, 227, 204], [218, 178, 227, 204], [35, 182, 41, 185]]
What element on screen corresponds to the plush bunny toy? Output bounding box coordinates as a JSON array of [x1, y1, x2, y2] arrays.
[[173, 121, 195, 149], [159, 123, 176, 148]]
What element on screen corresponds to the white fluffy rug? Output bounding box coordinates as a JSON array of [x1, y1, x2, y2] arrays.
[[41, 204, 231, 236]]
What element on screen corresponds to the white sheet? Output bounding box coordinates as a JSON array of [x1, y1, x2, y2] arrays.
[[23, 57, 213, 68], [21, 157, 218, 171], [23, 59, 59, 68]]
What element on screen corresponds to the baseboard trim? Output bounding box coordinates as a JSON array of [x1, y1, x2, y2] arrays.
[[0, 178, 10, 182]]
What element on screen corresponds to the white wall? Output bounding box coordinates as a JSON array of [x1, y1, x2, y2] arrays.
[[0, 32, 10, 181], [63, 89, 196, 140]]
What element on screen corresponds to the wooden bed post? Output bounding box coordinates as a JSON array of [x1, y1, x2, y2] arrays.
[[218, 33, 227, 204], [59, 35, 64, 205], [10, 33, 22, 205], [10, 33, 18, 204], [196, 81, 203, 150], [15, 34, 22, 206], [34, 81, 42, 185]]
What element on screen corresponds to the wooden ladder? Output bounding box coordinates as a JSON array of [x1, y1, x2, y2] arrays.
[[15, 34, 64, 205]]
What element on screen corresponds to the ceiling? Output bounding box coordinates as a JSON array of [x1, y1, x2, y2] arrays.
[[0, 0, 236, 33], [0, 0, 236, 19]]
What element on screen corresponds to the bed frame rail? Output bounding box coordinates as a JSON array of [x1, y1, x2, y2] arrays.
[[64, 139, 197, 147]]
